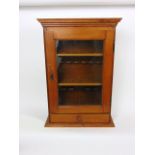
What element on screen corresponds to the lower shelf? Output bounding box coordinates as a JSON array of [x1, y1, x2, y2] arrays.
[[59, 86, 102, 105], [45, 116, 114, 127]]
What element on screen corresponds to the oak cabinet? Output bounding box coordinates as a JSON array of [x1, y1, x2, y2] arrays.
[[38, 18, 121, 127]]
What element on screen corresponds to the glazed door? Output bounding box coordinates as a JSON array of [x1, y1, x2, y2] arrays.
[[44, 27, 115, 114]]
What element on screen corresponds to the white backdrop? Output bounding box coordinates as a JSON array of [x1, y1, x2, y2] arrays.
[[19, 6, 134, 155], [19, 0, 134, 6]]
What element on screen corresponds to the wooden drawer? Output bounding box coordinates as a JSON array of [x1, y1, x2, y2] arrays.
[[47, 27, 106, 40], [49, 114, 110, 123]]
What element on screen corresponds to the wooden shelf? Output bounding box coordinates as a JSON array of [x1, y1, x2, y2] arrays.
[[57, 40, 103, 56], [57, 53, 103, 57], [58, 63, 102, 86], [59, 87, 102, 105], [59, 83, 101, 86]]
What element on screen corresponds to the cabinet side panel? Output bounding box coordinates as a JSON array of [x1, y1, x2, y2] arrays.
[[43, 28, 51, 115], [102, 29, 115, 113], [44, 29, 58, 114]]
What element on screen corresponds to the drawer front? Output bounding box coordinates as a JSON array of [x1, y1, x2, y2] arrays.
[[49, 114, 110, 123], [47, 27, 106, 40]]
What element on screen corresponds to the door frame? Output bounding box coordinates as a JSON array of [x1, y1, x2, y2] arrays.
[[44, 27, 115, 114]]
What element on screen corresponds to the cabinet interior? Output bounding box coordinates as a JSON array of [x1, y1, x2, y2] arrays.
[[56, 40, 103, 106]]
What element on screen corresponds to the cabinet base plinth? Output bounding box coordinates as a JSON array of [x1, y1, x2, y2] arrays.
[[44, 116, 115, 127]]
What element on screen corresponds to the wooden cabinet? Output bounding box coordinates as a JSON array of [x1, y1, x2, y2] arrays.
[[38, 18, 121, 127]]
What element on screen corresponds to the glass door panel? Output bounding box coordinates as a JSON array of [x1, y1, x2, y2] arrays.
[[56, 40, 104, 106]]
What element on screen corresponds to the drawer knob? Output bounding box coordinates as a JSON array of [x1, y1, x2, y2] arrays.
[[76, 115, 82, 122]]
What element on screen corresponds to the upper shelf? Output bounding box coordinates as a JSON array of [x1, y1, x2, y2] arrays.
[[38, 18, 122, 27], [57, 40, 103, 57]]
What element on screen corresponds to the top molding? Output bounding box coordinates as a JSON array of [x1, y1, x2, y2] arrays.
[[38, 18, 122, 27]]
